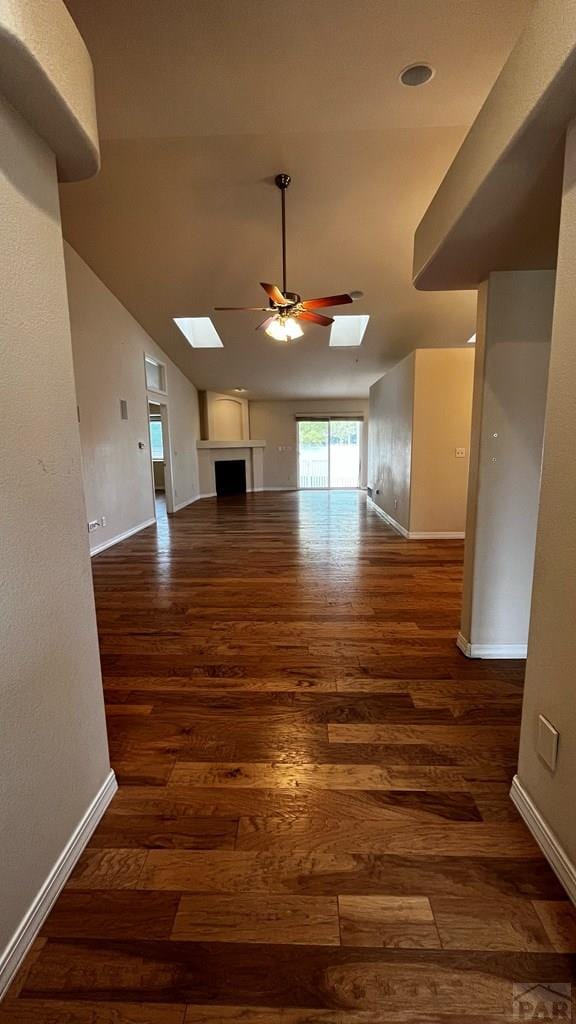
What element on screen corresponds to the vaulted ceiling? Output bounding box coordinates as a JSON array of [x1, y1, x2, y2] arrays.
[[60, 0, 534, 398]]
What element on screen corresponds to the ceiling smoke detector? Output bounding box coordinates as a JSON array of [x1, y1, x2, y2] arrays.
[[399, 63, 435, 87]]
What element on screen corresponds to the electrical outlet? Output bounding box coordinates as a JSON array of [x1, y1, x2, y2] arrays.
[[88, 520, 99, 533], [455, 447, 466, 459], [537, 714, 559, 770]]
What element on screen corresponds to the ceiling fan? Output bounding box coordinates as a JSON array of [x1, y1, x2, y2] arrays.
[[215, 173, 354, 342]]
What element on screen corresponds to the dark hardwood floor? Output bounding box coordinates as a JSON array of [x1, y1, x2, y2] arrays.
[[3, 490, 575, 1022]]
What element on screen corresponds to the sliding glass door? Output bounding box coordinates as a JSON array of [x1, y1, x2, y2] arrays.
[[329, 420, 361, 487], [298, 419, 361, 489], [298, 420, 329, 488]]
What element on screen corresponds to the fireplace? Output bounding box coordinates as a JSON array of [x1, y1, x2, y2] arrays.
[[214, 459, 247, 496]]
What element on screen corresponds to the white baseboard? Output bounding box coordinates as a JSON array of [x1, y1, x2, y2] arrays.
[[173, 494, 203, 512], [0, 770, 117, 999], [409, 531, 465, 540], [90, 517, 156, 556], [367, 498, 464, 540], [457, 631, 527, 659], [510, 775, 576, 905], [367, 497, 409, 537]]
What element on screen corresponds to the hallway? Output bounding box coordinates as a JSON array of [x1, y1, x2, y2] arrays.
[[4, 491, 575, 1020]]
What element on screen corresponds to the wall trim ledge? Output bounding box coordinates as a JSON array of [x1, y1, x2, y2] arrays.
[[90, 517, 156, 556], [457, 631, 528, 659], [0, 770, 117, 999], [367, 497, 409, 537], [510, 775, 576, 905]]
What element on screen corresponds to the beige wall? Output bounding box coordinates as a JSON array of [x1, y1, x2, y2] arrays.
[[0, 96, 110, 972], [368, 355, 414, 531], [249, 399, 369, 490], [65, 244, 201, 550], [411, 348, 474, 534], [368, 349, 474, 536], [204, 392, 250, 441], [460, 271, 554, 653], [516, 122, 576, 872]]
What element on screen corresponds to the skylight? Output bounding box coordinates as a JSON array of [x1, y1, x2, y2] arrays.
[[173, 317, 224, 348], [329, 315, 370, 347]]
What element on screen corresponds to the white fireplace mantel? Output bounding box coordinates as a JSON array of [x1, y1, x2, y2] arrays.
[[196, 440, 266, 495], [196, 440, 266, 450]]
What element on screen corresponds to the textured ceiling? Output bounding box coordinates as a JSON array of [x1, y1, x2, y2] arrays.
[[60, 0, 534, 398]]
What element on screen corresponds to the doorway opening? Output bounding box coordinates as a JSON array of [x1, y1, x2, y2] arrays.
[[148, 401, 175, 517], [297, 419, 362, 489]]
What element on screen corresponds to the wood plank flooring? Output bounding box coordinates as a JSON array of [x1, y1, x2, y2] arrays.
[[3, 490, 575, 1023]]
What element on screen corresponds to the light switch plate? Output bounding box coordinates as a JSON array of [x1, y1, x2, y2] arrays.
[[537, 714, 559, 771]]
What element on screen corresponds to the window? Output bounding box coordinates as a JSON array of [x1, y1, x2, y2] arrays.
[[145, 356, 166, 392], [149, 419, 164, 460]]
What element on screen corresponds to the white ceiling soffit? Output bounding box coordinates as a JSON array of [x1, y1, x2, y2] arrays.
[[413, 0, 576, 292], [0, 0, 100, 181], [329, 315, 370, 347], [174, 317, 224, 348]]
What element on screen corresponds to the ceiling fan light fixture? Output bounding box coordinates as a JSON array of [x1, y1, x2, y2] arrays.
[[265, 316, 304, 342]]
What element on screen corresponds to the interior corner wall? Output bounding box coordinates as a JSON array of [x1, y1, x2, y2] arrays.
[[409, 348, 475, 534], [0, 95, 110, 971], [249, 399, 370, 490], [64, 244, 201, 551], [460, 270, 554, 651], [367, 354, 414, 530], [516, 120, 576, 876]]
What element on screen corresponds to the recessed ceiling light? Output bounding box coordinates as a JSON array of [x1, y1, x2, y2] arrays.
[[234, 387, 246, 393], [173, 317, 224, 348], [467, 333, 476, 344], [349, 290, 364, 301], [399, 63, 435, 87], [329, 315, 370, 347]]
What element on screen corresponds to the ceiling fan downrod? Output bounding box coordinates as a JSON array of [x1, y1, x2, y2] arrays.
[[275, 173, 291, 297]]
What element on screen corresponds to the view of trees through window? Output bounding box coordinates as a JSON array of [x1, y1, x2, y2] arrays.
[[298, 420, 359, 446]]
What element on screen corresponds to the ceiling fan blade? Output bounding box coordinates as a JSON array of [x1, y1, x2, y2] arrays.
[[301, 293, 353, 309], [214, 306, 271, 311], [256, 315, 276, 331], [297, 310, 334, 327], [260, 282, 291, 306]]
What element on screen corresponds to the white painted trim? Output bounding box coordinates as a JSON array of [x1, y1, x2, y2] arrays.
[[173, 495, 202, 512], [457, 631, 527, 659], [367, 498, 464, 540], [0, 771, 117, 999], [367, 497, 410, 538], [90, 517, 156, 556], [409, 531, 465, 540], [510, 775, 576, 906]]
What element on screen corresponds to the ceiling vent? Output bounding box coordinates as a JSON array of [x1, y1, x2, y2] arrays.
[[399, 64, 435, 87]]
